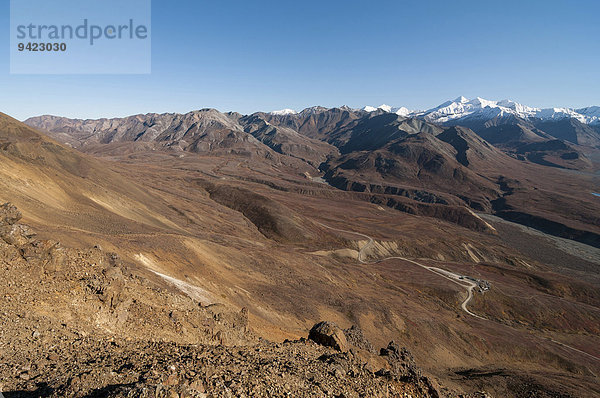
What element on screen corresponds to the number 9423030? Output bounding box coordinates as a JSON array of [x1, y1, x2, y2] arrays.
[[18, 42, 67, 52]]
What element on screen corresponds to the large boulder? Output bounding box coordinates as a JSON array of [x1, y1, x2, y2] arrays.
[[308, 321, 349, 352], [0, 203, 22, 226]]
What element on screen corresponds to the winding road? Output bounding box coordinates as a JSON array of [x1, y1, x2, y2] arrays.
[[315, 221, 486, 320], [315, 221, 600, 362]]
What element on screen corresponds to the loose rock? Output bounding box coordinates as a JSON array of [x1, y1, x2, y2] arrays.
[[308, 321, 349, 352]]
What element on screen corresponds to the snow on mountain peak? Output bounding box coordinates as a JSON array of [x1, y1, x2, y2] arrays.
[[365, 97, 598, 125], [273, 98, 600, 125], [394, 107, 412, 117], [472, 97, 498, 108], [422, 97, 532, 123], [362, 104, 413, 116], [419, 97, 600, 125], [269, 109, 298, 116]]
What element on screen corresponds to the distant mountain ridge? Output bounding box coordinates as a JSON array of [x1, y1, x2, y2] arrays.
[[272, 97, 600, 126], [267, 98, 600, 165], [415, 96, 600, 126], [24, 109, 340, 169], [25, 99, 600, 174]]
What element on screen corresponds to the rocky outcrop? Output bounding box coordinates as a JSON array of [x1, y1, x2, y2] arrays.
[[378, 341, 441, 398], [344, 325, 376, 354], [0, 203, 35, 247], [0, 202, 22, 225], [308, 321, 349, 352]]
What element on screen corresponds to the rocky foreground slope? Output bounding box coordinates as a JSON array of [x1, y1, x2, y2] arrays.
[[0, 203, 454, 398]]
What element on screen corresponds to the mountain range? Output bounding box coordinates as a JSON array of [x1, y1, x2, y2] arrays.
[[354, 96, 600, 126], [267, 97, 600, 172], [25, 101, 600, 246]]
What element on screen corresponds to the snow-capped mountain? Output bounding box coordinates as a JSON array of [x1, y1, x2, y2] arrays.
[[417, 97, 537, 123], [361, 96, 600, 125], [270, 98, 600, 125]]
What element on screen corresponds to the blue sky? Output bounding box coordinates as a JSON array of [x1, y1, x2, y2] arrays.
[[1, 0, 599, 120]]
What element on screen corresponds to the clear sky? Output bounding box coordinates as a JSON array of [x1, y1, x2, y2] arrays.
[[1, 0, 599, 120]]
